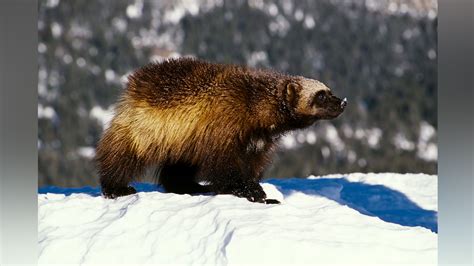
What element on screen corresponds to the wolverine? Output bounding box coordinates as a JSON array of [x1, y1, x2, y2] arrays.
[[95, 57, 346, 204]]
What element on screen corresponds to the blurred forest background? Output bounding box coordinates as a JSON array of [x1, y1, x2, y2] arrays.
[[38, 0, 437, 187]]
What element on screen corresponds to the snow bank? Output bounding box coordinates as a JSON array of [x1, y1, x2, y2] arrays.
[[38, 173, 437, 265]]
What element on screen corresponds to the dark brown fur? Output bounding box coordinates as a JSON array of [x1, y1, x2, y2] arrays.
[[96, 58, 345, 203]]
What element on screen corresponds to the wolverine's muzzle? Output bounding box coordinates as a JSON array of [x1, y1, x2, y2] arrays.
[[316, 94, 346, 119]]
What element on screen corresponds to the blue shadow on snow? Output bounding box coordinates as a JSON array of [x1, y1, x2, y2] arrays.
[[266, 177, 437, 233], [38, 182, 162, 197]]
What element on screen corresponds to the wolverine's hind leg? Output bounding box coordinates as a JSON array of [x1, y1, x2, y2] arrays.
[[159, 162, 210, 194], [96, 140, 146, 199]]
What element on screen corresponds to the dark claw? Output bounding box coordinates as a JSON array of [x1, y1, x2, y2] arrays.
[[264, 199, 281, 204], [103, 186, 137, 199]]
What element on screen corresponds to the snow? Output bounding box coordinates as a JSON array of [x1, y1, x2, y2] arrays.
[[267, 3, 278, 16], [104, 69, 116, 82], [268, 15, 290, 36], [417, 142, 437, 162], [366, 127, 382, 148], [303, 15, 316, 29], [335, 0, 438, 19], [358, 158, 367, 167], [306, 131, 317, 144], [246, 51, 268, 67], [76, 57, 86, 68], [77, 146, 95, 159], [281, 1, 293, 15], [90, 105, 114, 130], [62, 54, 72, 64], [393, 132, 415, 151], [38, 42, 47, 53], [347, 149, 357, 163], [321, 146, 331, 158], [427, 48, 437, 60], [126, 0, 143, 19], [68, 23, 92, 39], [280, 124, 359, 150], [294, 9, 304, 21], [46, 0, 59, 8], [280, 133, 297, 149], [50, 22, 62, 38], [163, 0, 200, 24], [428, 9, 437, 20], [419, 121, 435, 142], [417, 121, 437, 161], [324, 124, 345, 151], [38, 104, 57, 120], [112, 17, 127, 33], [39, 173, 437, 265]]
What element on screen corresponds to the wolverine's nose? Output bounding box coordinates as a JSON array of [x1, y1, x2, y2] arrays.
[[340, 97, 347, 110]]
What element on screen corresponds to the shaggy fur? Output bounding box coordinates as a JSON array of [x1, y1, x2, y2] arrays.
[[96, 58, 346, 203]]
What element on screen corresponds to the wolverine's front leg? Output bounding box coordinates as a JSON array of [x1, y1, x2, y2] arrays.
[[201, 156, 279, 204], [221, 178, 267, 203]]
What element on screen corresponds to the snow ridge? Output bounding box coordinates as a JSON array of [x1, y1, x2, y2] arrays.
[[38, 173, 437, 265]]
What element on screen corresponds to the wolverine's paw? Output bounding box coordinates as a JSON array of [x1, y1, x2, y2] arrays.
[[102, 186, 137, 199], [229, 182, 267, 203]]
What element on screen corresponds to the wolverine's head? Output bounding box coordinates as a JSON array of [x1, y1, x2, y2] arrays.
[[282, 77, 346, 127]]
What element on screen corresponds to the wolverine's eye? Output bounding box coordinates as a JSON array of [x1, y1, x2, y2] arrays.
[[317, 92, 326, 102]]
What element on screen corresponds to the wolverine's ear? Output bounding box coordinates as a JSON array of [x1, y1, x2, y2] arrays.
[[284, 82, 298, 106]]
